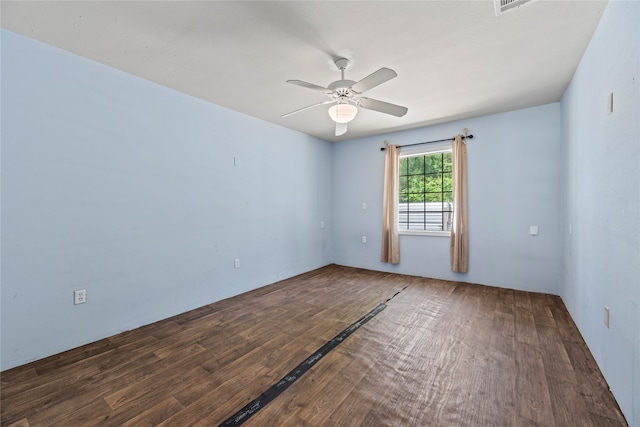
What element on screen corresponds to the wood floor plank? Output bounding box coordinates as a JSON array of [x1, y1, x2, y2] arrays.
[[536, 324, 577, 383], [496, 287, 516, 315], [0, 264, 627, 427], [5, 419, 30, 427], [548, 296, 584, 343], [514, 342, 556, 425], [102, 361, 205, 410], [16, 351, 164, 427], [530, 292, 558, 327], [545, 375, 593, 427], [25, 395, 112, 427], [157, 365, 272, 426], [30, 339, 114, 375], [0, 366, 39, 389], [257, 351, 353, 425], [120, 397, 185, 427], [515, 308, 540, 346], [0, 363, 102, 423]]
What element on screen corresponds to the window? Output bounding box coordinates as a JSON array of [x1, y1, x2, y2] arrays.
[[398, 146, 453, 235]]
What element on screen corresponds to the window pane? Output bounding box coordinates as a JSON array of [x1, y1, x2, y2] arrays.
[[399, 175, 409, 197], [399, 157, 408, 176], [398, 203, 411, 230], [426, 212, 444, 231], [425, 173, 442, 195], [427, 192, 443, 203], [407, 156, 424, 175], [410, 191, 425, 203], [443, 191, 453, 203], [442, 152, 452, 172], [425, 153, 442, 174], [408, 203, 427, 230], [443, 176, 453, 192], [407, 175, 424, 195], [443, 209, 453, 231]]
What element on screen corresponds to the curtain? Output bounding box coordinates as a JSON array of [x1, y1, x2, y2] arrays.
[[450, 135, 468, 272], [381, 144, 400, 264]]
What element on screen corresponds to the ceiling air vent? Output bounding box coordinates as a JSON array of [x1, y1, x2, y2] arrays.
[[495, 0, 535, 16]]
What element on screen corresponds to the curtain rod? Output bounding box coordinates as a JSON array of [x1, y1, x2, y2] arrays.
[[380, 134, 473, 151]]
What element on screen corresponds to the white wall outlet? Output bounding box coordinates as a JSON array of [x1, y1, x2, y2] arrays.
[[604, 306, 610, 328], [529, 225, 539, 236], [320, 220, 325, 229], [362, 236, 367, 243], [233, 156, 239, 166], [234, 258, 240, 268], [362, 202, 367, 210], [74, 289, 86, 305]]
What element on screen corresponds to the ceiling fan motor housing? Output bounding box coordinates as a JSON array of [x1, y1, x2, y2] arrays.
[[328, 80, 357, 92]]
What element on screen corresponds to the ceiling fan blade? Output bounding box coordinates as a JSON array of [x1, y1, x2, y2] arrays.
[[350, 68, 397, 93], [335, 122, 348, 136], [286, 80, 333, 94], [281, 100, 335, 118], [359, 97, 408, 117]]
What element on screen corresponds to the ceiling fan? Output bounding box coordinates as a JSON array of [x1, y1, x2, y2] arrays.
[[282, 58, 408, 136]]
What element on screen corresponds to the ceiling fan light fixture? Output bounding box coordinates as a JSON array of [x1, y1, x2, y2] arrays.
[[328, 103, 358, 123]]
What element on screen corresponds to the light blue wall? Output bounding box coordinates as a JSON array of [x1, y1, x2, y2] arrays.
[[0, 30, 333, 370], [560, 1, 640, 424], [332, 103, 563, 294]]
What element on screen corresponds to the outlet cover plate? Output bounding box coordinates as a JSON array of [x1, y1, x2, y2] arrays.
[[74, 289, 86, 305]]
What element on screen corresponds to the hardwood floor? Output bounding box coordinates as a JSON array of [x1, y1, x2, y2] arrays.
[[1, 265, 627, 426]]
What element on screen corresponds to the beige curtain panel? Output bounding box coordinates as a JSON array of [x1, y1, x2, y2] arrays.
[[381, 144, 400, 264], [450, 135, 469, 272]]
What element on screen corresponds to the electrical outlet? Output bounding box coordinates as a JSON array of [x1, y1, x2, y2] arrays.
[[604, 306, 610, 328], [362, 236, 367, 244], [234, 258, 240, 268], [362, 202, 367, 210], [320, 220, 325, 229], [74, 289, 86, 305]]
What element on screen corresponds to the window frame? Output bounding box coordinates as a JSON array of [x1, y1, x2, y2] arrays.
[[397, 142, 452, 237]]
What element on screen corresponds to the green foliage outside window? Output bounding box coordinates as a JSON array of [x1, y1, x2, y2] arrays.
[[399, 152, 453, 203]]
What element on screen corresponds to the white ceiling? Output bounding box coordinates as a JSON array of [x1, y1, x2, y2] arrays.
[[1, 0, 608, 142]]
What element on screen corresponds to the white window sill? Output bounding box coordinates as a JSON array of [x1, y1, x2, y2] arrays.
[[398, 230, 451, 237]]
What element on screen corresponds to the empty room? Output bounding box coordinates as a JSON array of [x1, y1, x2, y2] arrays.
[[1, 1, 638, 426]]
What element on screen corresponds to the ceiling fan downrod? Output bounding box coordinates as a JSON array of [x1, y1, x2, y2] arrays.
[[335, 57, 349, 80]]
